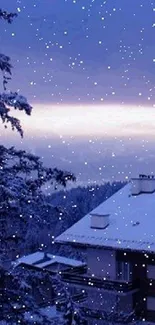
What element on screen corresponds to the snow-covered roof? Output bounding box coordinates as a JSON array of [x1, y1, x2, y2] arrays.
[[36, 255, 84, 268], [55, 183, 155, 253], [14, 252, 84, 268]]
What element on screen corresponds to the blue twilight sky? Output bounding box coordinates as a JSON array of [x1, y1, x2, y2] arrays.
[[1, 0, 155, 186], [1, 0, 155, 104]]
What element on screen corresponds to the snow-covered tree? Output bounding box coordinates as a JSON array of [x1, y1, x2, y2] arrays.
[[53, 276, 87, 325], [12, 267, 87, 325], [62, 301, 87, 325], [0, 9, 31, 137], [0, 145, 75, 262], [0, 7, 75, 325], [0, 265, 53, 325], [0, 7, 75, 264]]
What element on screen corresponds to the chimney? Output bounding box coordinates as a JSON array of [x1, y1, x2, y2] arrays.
[[131, 174, 155, 195], [90, 213, 110, 229]]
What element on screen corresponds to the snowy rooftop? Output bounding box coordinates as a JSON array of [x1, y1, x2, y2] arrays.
[[55, 182, 155, 253], [14, 252, 84, 268]]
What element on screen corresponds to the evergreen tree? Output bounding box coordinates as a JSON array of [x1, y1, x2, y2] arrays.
[[63, 301, 87, 325], [0, 7, 75, 324], [0, 7, 75, 264], [53, 276, 87, 325]]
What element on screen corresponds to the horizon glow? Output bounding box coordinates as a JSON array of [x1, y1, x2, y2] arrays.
[[14, 104, 155, 138]]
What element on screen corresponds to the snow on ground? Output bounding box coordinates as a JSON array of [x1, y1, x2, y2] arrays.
[[24, 305, 62, 323], [40, 305, 59, 319]]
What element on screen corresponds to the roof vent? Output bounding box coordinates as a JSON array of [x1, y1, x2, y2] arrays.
[[90, 213, 110, 230], [131, 174, 155, 195]]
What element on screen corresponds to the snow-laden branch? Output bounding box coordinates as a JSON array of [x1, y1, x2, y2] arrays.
[[0, 93, 32, 136], [0, 9, 17, 24], [0, 54, 12, 75], [0, 9, 32, 136]]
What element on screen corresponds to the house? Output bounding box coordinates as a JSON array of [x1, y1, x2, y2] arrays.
[[55, 175, 155, 323], [14, 251, 86, 306], [14, 251, 85, 272]]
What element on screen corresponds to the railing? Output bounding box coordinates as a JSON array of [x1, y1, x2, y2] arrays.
[[56, 297, 135, 324], [61, 272, 136, 292], [81, 306, 135, 324], [65, 265, 87, 274]]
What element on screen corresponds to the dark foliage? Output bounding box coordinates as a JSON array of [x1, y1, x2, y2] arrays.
[[0, 267, 53, 324], [0, 8, 32, 136], [0, 7, 75, 324], [0, 9, 17, 24], [0, 145, 75, 262]]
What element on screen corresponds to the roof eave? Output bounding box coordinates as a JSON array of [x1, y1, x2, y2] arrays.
[[55, 239, 155, 254]]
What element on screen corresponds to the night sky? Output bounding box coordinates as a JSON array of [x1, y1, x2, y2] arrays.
[[1, 0, 155, 187]]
